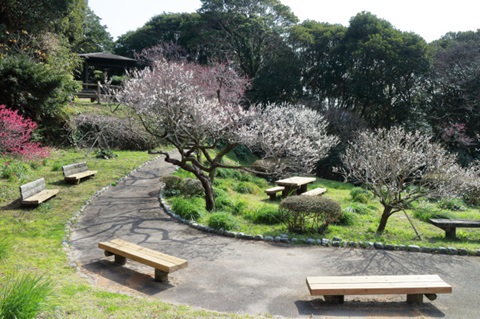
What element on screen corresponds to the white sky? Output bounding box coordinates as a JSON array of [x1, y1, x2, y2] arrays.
[[88, 0, 480, 43]]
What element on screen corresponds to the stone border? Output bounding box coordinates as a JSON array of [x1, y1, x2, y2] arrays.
[[159, 191, 480, 257], [63, 156, 162, 266]]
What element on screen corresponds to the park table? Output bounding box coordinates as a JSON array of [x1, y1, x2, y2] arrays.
[[275, 176, 316, 197]]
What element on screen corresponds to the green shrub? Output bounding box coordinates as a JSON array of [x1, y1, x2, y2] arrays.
[[233, 181, 258, 194], [179, 178, 204, 197], [252, 177, 268, 188], [437, 197, 466, 211], [0, 54, 79, 138], [215, 195, 236, 212], [336, 209, 357, 226], [252, 206, 281, 224], [215, 168, 243, 180], [159, 175, 183, 193], [279, 196, 342, 234], [171, 197, 204, 220], [343, 203, 373, 215], [214, 188, 228, 198], [412, 201, 453, 222], [208, 212, 239, 231], [0, 273, 52, 319], [350, 187, 373, 203], [231, 198, 248, 215], [462, 186, 480, 207], [94, 149, 118, 159]]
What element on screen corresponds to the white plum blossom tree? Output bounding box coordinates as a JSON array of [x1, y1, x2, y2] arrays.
[[116, 58, 338, 211], [337, 126, 476, 233]]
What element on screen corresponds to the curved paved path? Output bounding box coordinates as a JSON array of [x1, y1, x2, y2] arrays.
[[70, 157, 480, 318]]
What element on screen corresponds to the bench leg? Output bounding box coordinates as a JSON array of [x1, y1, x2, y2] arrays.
[[114, 254, 127, 265], [104, 250, 114, 257], [407, 294, 423, 304], [298, 185, 308, 195], [445, 227, 456, 240], [425, 293, 437, 301], [324, 295, 344, 304], [154, 269, 169, 282], [269, 193, 276, 200]]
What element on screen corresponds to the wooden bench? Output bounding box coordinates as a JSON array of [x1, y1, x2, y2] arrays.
[[306, 275, 452, 304], [301, 187, 327, 196], [265, 186, 285, 200], [63, 162, 97, 184], [429, 218, 480, 239], [98, 239, 188, 282], [19, 178, 59, 206]]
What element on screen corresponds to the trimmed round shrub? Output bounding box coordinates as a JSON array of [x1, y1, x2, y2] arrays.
[[279, 196, 342, 234], [252, 206, 281, 224], [208, 212, 239, 230], [179, 178, 205, 197], [171, 197, 204, 220]]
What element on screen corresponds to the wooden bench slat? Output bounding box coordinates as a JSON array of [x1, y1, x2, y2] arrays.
[[301, 187, 327, 196], [109, 239, 187, 267], [65, 170, 97, 180], [21, 189, 59, 205], [307, 275, 443, 284], [98, 240, 187, 273], [265, 186, 284, 194], [306, 275, 452, 296]]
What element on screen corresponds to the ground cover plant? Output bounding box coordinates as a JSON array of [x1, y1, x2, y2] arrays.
[[164, 154, 480, 252], [0, 146, 256, 318]]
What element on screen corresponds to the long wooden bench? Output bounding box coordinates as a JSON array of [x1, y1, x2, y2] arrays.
[[20, 178, 59, 206], [301, 187, 327, 196], [429, 218, 480, 239], [63, 162, 97, 184], [306, 275, 452, 304], [98, 239, 188, 282], [265, 186, 285, 200]]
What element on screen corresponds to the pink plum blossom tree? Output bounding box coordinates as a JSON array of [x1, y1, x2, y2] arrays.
[[116, 58, 338, 211]]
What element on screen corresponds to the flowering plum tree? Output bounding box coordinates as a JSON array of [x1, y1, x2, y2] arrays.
[[116, 59, 338, 211], [0, 104, 50, 160], [337, 127, 474, 233]]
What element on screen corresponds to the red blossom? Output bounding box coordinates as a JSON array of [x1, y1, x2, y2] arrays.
[[0, 104, 50, 160]]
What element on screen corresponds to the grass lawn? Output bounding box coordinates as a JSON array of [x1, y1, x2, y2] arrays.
[[0, 149, 257, 318], [168, 167, 480, 253]]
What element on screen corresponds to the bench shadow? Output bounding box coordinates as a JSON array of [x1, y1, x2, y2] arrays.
[[82, 260, 175, 295], [294, 298, 447, 318]]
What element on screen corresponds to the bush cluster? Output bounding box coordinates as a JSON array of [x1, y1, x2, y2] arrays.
[[208, 212, 239, 231], [160, 175, 204, 198], [251, 206, 280, 224], [350, 187, 373, 203], [170, 197, 205, 220], [279, 196, 342, 234]]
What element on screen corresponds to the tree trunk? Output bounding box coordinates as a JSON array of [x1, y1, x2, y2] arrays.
[[376, 205, 393, 234], [197, 174, 215, 211]]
